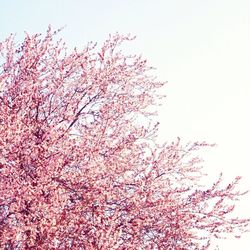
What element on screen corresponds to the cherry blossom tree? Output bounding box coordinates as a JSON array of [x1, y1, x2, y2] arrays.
[[0, 27, 249, 249]]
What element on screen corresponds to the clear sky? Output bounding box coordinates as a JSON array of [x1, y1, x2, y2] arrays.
[[1, 1, 250, 248]]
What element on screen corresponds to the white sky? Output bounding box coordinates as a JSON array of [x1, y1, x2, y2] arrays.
[[1, 1, 250, 248]]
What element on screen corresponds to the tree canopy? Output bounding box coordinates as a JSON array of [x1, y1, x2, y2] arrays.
[[0, 27, 249, 249]]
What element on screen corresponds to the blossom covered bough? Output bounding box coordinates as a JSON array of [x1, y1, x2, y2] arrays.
[[0, 27, 249, 249]]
